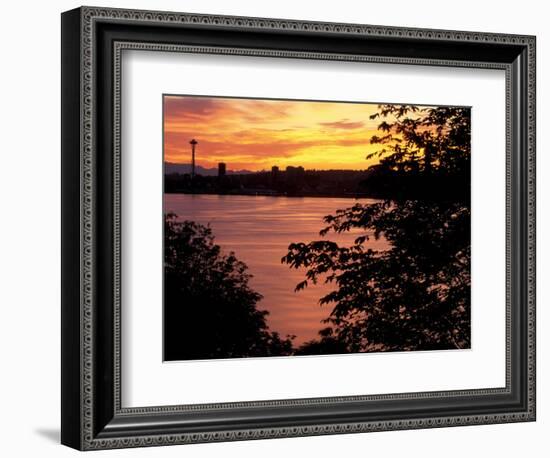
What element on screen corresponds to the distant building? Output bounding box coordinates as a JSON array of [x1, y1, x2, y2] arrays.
[[189, 139, 198, 178], [285, 165, 305, 183], [285, 165, 304, 174], [271, 166, 280, 186], [218, 162, 226, 177]]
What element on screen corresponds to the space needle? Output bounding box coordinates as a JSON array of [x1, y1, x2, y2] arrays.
[[189, 139, 198, 178]]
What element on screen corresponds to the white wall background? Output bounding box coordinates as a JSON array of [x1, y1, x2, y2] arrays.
[[0, 0, 545, 456]]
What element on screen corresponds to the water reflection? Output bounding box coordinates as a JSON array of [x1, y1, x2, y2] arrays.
[[164, 194, 387, 344]]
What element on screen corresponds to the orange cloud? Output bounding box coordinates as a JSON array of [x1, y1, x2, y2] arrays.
[[318, 119, 365, 129]]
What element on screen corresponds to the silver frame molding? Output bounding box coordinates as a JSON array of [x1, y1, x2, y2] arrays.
[[61, 6, 536, 450]]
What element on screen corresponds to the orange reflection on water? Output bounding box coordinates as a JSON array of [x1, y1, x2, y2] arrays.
[[165, 194, 389, 345]]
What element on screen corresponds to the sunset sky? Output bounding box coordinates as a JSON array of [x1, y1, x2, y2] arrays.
[[163, 95, 393, 171]]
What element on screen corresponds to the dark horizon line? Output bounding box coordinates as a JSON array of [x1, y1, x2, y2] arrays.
[[165, 162, 371, 173]]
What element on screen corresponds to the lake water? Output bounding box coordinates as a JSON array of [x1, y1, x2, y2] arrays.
[[164, 194, 387, 345]]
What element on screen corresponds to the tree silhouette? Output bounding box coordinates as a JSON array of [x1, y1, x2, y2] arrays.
[[284, 105, 471, 353], [164, 214, 293, 360]]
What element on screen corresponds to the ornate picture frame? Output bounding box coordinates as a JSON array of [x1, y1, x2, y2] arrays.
[[61, 6, 535, 450]]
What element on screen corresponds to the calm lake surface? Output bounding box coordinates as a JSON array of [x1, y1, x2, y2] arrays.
[[165, 194, 387, 344]]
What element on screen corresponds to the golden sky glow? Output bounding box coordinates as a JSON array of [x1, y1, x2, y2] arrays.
[[164, 95, 391, 171]]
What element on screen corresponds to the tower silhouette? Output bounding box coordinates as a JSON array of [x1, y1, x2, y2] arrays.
[[189, 139, 198, 178]]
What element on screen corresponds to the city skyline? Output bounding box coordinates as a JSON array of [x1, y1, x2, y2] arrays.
[[163, 95, 421, 171], [164, 160, 370, 175]]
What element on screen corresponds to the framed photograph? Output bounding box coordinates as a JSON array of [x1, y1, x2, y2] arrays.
[[61, 6, 536, 450]]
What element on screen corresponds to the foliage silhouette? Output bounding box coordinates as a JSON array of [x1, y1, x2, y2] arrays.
[[164, 214, 294, 360], [284, 105, 471, 353]]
